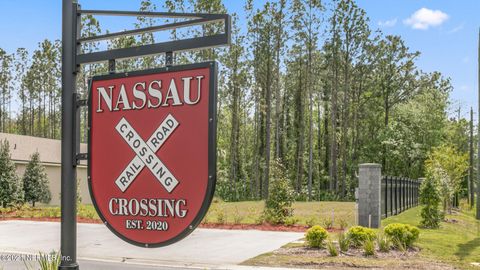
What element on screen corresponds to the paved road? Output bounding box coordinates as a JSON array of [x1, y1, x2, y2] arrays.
[[1, 254, 299, 270], [0, 220, 303, 269]]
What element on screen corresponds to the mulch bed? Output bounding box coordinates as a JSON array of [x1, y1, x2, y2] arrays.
[[276, 245, 420, 259], [0, 216, 343, 232], [0, 216, 102, 224]]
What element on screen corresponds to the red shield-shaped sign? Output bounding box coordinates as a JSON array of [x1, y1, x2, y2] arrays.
[[88, 62, 217, 247]]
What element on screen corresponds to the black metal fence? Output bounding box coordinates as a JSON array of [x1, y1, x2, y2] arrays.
[[381, 176, 421, 219]]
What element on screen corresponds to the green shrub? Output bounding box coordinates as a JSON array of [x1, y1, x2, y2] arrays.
[[326, 240, 338, 256], [419, 176, 442, 229], [284, 216, 299, 226], [23, 152, 51, 207], [321, 218, 333, 229], [215, 208, 226, 224], [338, 218, 348, 230], [264, 160, 294, 224], [255, 214, 265, 225], [305, 225, 329, 248], [0, 140, 24, 207], [376, 232, 391, 252], [384, 223, 420, 248], [232, 207, 243, 225], [346, 226, 376, 247], [306, 216, 317, 227], [363, 238, 376, 256], [338, 232, 350, 252]]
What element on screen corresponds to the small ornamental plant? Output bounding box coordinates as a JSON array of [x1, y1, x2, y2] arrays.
[[346, 226, 376, 247], [23, 152, 51, 207], [419, 176, 442, 229], [384, 223, 420, 249], [305, 225, 329, 248], [376, 232, 391, 252], [338, 232, 351, 252], [326, 239, 339, 256], [264, 160, 295, 224], [0, 140, 23, 207], [363, 238, 376, 256]]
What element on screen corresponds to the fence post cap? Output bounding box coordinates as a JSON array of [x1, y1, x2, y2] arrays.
[[359, 163, 382, 168]]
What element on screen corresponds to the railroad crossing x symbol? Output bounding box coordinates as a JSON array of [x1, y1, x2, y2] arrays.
[[114, 114, 180, 193]]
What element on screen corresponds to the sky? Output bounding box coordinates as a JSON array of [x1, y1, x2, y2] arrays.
[[0, 0, 478, 119]]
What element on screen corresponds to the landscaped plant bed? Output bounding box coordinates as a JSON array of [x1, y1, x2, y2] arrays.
[[244, 243, 456, 270], [275, 243, 420, 259]]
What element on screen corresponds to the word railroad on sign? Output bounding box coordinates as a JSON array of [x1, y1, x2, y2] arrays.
[[115, 114, 180, 193]]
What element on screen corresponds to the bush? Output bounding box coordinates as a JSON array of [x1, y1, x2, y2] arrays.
[[346, 226, 376, 247], [363, 238, 376, 256], [326, 240, 338, 256], [338, 218, 348, 230], [215, 208, 226, 224], [384, 223, 419, 248], [23, 152, 51, 207], [338, 232, 350, 252], [419, 176, 442, 228], [264, 160, 294, 224], [232, 207, 243, 224], [376, 232, 391, 252], [321, 218, 333, 229], [284, 217, 299, 226], [305, 225, 328, 248], [306, 216, 317, 227], [0, 140, 23, 207]]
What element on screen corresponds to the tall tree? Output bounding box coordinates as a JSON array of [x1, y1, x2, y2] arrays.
[[335, 0, 370, 197], [0, 49, 13, 133], [14, 48, 30, 135], [291, 0, 323, 199], [223, 14, 248, 200], [374, 35, 419, 173]]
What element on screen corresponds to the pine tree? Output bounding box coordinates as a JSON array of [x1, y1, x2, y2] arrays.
[[23, 152, 51, 207], [0, 140, 22, 207]]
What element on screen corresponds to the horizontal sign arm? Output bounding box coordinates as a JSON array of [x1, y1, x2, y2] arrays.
[[78, 17, 224, 44], [77, 10, 221, 19], [77, 34, 228, 64]]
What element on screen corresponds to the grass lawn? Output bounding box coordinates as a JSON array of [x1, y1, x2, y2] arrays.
[[1, 200, 356, 228], [244, 205, 480, 270], [204, 200, 355, 227], [382, 206, 480, 270]]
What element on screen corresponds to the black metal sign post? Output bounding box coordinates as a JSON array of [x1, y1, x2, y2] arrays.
[[60, 0, 78, 269], [60, 1, 230, 269]]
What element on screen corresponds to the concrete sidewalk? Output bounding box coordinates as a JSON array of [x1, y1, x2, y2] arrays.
[[0, 220, 303, 268]]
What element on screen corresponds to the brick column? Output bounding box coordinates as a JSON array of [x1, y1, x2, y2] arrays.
[[358, 163, 382, 228]]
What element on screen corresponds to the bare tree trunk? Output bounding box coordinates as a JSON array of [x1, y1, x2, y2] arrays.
[[330, 66, 338, 191], [470, 107, 474, 207], [264, 49, 272, 199]]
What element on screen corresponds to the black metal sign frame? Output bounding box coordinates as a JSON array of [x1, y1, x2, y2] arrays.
[[60, 1, 229, 269]]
